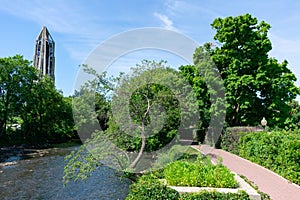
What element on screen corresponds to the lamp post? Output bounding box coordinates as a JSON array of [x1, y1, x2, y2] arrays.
[[261, 117, 267, 130]]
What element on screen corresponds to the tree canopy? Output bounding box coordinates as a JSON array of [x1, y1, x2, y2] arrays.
[[0, 55, 76, 145], [208, 13, 300, 127]]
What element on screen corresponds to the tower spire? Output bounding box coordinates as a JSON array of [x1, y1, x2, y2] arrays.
[[33, 26, 55, 82]]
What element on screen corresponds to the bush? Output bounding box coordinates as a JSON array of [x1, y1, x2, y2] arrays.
[[164, 157, 238, 188], [126, 174, 250, 200], [220, 127, 261, 154], [239, 131, 300, 185], [153, 145, 200, 170], [180, 190, 250, 200], [126, 175, 180, 200]]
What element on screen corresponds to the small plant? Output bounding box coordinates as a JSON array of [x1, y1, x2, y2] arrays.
[[153, 145, 200, 170], [125, 173, 249, 200], [220, 128, 249, 154], [164, 156, 238, 188], [125, 174, 180, 200], [180, 190, 250, 200]]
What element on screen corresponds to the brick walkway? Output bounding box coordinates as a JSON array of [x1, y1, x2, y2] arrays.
[[192, 145, 300, 200]]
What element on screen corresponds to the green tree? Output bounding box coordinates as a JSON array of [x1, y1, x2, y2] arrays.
[[0, 55, 34, 138], [179, 64, 210, 139], [110, 60, 184, 168], [64, 60, 198, 183], [285, 100, 300, 130], [0, 55, 76, 145], [179, 46, 226, 145], [72, 66, 115, 141], [209, 13, 300, 127]]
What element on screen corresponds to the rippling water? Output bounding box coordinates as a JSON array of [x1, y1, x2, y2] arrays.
[[0, 147, 132, 200]]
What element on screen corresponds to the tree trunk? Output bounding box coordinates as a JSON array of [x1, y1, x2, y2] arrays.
[[130, 121, 146, 169], [1, 92, 11, 137]]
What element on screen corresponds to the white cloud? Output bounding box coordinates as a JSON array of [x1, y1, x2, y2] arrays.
[[164, 0, 222, 19], [269, 33, 300, 90], [154, 12, 178, 31], [269, 33, 300, 56], [0, 0, 86, 34], [0, 0, 112, 62]]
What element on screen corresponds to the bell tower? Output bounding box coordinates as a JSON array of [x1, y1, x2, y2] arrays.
[[33, 26, 55, 82]]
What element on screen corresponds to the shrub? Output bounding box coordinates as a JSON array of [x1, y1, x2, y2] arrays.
[[126, 174, 180, 200], [126, 173, 250, 200], [180, 190, 250, 200], [239, 131, 300, 185], [153, 145, 200, 170], [164, 157, 238, 188], [220, 127, 261, 154]]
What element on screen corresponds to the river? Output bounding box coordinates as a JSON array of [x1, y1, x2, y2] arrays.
[[0, 146, 132, 200]]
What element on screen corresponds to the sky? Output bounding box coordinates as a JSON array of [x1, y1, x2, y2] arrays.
[[1, 0, 300, 97]]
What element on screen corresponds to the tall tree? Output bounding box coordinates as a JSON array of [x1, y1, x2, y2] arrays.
[[179, 64, 211, 138], [0, 55, 75, 145], [0, 55, 33, 137], [209, 14, 300, 127], [21, 76, 75, 142], [179, 46, 226, 145]]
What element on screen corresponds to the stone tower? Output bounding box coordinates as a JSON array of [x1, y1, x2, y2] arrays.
[[33, 26, 55, 82]]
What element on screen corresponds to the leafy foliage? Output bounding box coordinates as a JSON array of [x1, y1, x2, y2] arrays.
[[63, 144, 101, 185], [73, 60, 198, 170], [180, 190, 250, 200], [0, 55, 76, 145], [164, 157, 238, 188], [65, 14, 300, 189], [152, 145, 200, 170], [109, 80, 181, 152], [220, 127, 259, 154], [238, 131, 300, 185], [179, 46, 226, 146], [63, 130, 131, 185], [126, 174, 180, 200], [179, 65, 210, 139], [285, 100, 300, 130], [126, 174, 250, 200], [209, 14, 300, 127], [108, 60, 198, 154], [221, 129, 300, 185], [125, 159, 252, 200]]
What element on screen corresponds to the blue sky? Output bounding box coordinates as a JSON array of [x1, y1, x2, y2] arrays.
[[1, 0, 300, 96]]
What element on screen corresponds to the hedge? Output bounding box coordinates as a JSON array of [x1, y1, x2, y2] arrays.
[[239, 131, 300, 185], [221, 129, 300, 185]]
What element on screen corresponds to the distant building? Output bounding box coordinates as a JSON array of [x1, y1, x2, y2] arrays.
[[33, 26, 55, 82]]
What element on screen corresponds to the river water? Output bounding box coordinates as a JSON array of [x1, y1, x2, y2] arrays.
[[0, 147, 132, 200]]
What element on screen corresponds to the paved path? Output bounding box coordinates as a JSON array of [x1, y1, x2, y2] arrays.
[[192, 145, 300, 200]]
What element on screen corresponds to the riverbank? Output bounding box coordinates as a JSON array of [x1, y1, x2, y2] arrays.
[[0, 141, 81, 163]]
